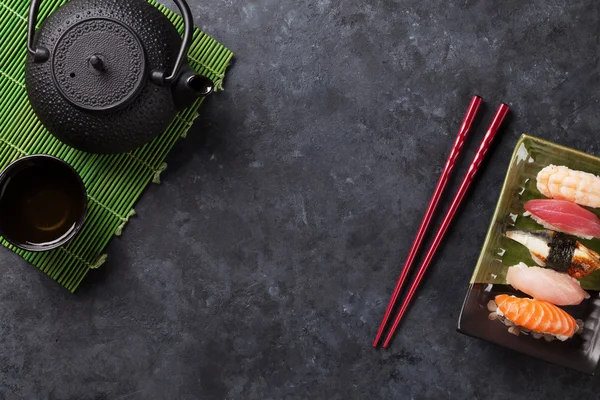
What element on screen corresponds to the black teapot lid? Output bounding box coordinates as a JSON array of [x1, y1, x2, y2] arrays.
[[52, 19, 146, 111]]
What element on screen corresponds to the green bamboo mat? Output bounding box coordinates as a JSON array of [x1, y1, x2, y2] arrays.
[[0, 0, 233, 292]]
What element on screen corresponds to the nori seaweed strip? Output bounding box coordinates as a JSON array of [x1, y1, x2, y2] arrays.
[[546, 232, 576, 272]]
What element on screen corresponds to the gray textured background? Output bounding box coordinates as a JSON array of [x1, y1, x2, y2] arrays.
[[3, 0, 600, 399]]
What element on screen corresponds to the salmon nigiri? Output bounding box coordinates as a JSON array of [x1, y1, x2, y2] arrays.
[[488, 294, 583, 341], [524, 199, 600, 239], [506, 263, 590, 306]]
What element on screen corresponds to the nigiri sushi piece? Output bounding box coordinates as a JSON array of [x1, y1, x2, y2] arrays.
[[488, 295, 583, 341], [506, 262, 590, 305], [505, 229, 600, 278], [524, 199, 600, 239], [537, 165, 600, 208]]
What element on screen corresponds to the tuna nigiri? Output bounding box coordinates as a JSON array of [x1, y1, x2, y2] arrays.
[[505, 229, 600, 278], [488, 294, 583, 341], [506, 262, 590, 306], [537, 165, 600, 208], [524, 199, 600, 239]]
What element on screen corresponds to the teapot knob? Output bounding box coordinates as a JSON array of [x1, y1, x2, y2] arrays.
[[89, 55, 106, 72]]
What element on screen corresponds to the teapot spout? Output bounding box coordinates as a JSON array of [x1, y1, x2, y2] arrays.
[[172, 69, 214, 110]]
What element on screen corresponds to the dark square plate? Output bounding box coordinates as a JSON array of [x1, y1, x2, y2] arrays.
[[458, 134, 600, 374]]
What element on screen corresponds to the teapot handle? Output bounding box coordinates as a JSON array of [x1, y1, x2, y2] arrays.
[[150, 0, 194, 86], [27, 0, 50, 62]]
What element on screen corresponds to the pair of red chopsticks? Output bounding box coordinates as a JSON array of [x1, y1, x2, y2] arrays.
[[373, 96, 510, 348]]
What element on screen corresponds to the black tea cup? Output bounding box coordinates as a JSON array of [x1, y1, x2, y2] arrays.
[[0, 155, 87, 252]]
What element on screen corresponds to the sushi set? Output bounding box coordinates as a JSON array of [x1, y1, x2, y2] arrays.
[[373, 97, 600, 373], [459, 134, 600, 374]]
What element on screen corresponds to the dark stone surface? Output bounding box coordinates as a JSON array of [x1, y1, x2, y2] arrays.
[[3, 0, 600, 398]]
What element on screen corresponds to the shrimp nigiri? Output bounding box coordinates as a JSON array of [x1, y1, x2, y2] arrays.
[[537, 165, 600, 208], [488, 295, 583, 341]]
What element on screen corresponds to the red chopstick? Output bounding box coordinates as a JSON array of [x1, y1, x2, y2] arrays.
[[372, 95, 483, 347], [382, 103, 510, 348]]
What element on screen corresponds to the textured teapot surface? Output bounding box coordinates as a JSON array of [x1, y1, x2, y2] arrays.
[[25, 0, 183, 154]]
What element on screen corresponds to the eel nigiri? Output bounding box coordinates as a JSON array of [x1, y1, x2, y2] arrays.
[[506, 262, 590, 306], [537, 165, 600, 208], [524, 199, 600, 239], [488, 295, 583, 341], [505, 229, 600, 278]]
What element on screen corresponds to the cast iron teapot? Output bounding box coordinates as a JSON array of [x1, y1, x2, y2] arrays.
[[25, 0, 214, 154]]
